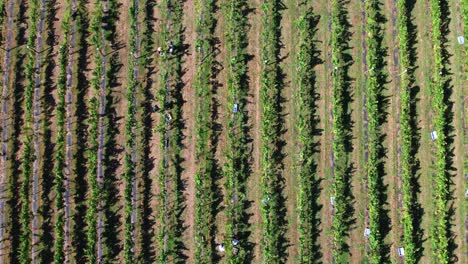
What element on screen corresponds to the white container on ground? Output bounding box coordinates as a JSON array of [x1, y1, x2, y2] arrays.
[[398, 247, 405, 256], [364, 228, 371, 237]]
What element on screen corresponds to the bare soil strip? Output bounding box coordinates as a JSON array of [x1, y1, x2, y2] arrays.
[[246, 0, 262, 261], [359, 0, 371, 257], [31, 0, 47, 262], [348, 0, 367, 259], [130, 0, 141, 251], [180, 0, 196, 261], [64, 0, 78, 262], [356, 0, 372, 258], [314, 0, 333, 260], [385, 0, 404, 261], [414, 0, 435, 260]]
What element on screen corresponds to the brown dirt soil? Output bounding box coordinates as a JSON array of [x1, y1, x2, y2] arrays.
[[148, 1, 162, 251], [348, 0, 367, 260], [180, 0, 197, 261], [382, 0, 403, 262], [245, 0, 263, 262], [314, 0, 334, 261], [281, 0, 300, 260], [414, 0, 436, 261]]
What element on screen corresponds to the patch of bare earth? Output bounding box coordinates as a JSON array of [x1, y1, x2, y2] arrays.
[[383, 0, 403, 261], [280, 0, 299, 260], [349, 0, 367, 260], [180, 0, 197, 262], [148, 3, 162, 255], [315, 0, 334, 261], [246, 0, 263, 262]]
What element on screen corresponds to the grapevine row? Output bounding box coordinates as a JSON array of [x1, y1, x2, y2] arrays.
[[53, 0, 72, 262], [137, 0, 157, 260], [223, 0, 250, 261], [124, 0, 140, 262], [31, 0, 46, 260], [193, 0, 216, 262], [396, 0, 423, 262], [428, 0, 454, 262], [330, 0, 354, 262], [157, 0, 184, 262], [259, 0, 286, 261], [295, 1, 322, 262], [364, 0, 389, 262], [19, 0, 39, 262], [86, 0, 105, 261]]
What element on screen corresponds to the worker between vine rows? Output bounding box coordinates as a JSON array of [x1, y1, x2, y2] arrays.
[[169, 42, 175, 54]]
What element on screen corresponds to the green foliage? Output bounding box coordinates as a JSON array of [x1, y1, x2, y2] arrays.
[[428, 0, 454, 262], [295, 1, 322, 263], [330, 0, 355, 263], [193, 0, 216, 262], [157, 0, 184, 262], [364, 0, 389, 263], [396, 0, 422, 263], [259, 0, 286, 262], [123, 0, 139, 262], [53, 0, 71, 263], [20, 0, 40, 262], [0, 0, 5, 42], [86, 1, 106, 262], [223, 0, 250, 262]]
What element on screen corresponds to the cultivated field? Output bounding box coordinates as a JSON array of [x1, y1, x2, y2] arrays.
[[0, 0, 466, 263]]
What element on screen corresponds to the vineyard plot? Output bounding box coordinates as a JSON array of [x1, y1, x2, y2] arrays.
[[0, 0, 463, 263]]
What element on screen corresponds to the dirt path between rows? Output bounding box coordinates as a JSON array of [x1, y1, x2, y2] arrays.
[[359, 0, 370, 255], [31, 0, 47, 262], [64, 0, 78, 262], [130, 0, 142, 251], [386, 0, 403, 261], [246, 0, 263, 261], [180, 0, 196, 262], [96, 0, 110, 260], [357, 0, 371, 256], [326, 1, 335, 260]]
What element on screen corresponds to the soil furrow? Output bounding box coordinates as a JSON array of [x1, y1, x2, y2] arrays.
[[130, 0, 141, 249], [31, 0, 47, 262], [64, 0, 77, 262], [96, 0, 110, 260]]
